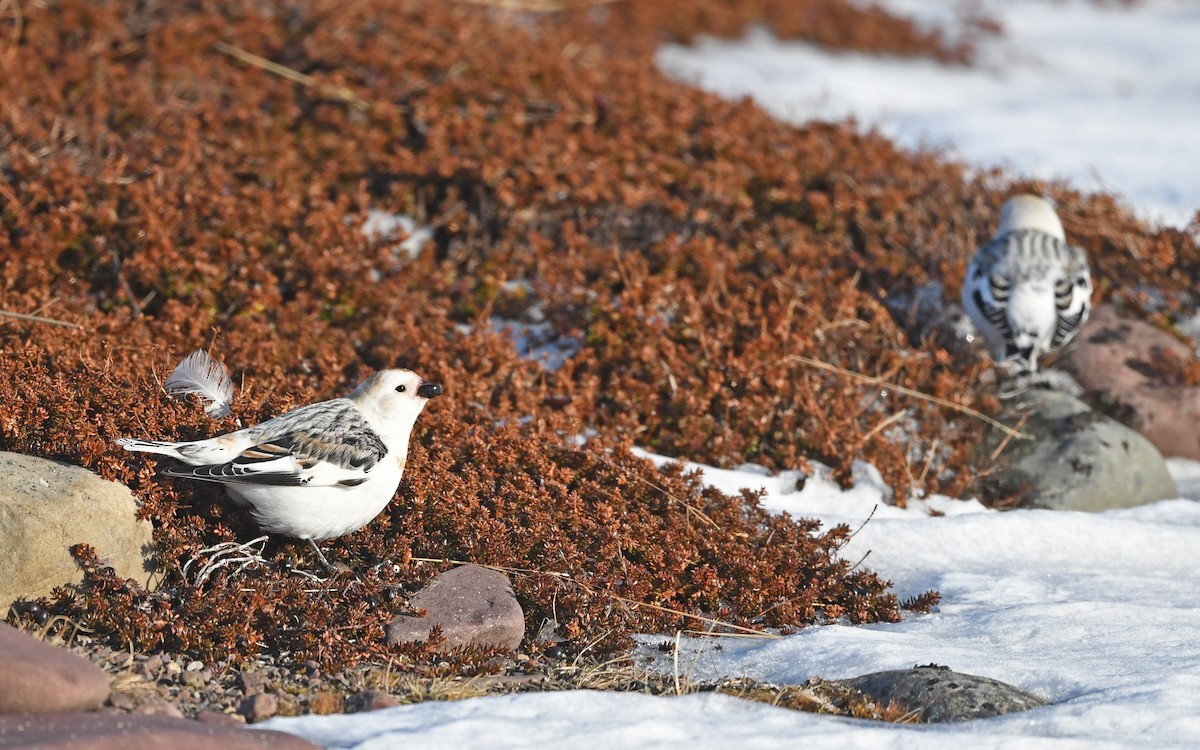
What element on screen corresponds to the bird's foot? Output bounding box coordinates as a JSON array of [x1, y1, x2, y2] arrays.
[[306, 538, 352, 576], [999, 369, 1084, 400]]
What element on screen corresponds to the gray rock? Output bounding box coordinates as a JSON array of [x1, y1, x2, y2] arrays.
[[980, 388, 1178, 511], [834, 664, 1046, 722], [0, 711, 319, 749], [0, 452, 157, 614], [387, 564, 525, 651], [0, 623, 110, 715]]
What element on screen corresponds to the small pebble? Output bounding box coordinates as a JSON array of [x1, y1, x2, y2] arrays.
[[108, 652, 134, 668], [195, 709, 244, 727], [185, 660, 204, 672], [345, 690, 399, 713]]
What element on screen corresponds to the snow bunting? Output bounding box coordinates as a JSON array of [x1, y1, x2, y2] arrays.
[[118, 369, 442, 569], [962, 195, 1092, 374]]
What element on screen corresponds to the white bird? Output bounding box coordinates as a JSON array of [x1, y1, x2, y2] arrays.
[[962, 195, 1093, 374], [118, 369, 442, 569]]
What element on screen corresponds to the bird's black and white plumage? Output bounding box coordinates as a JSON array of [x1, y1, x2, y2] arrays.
[[962, 195, 1092, 374], [118, 369, 442, 560]]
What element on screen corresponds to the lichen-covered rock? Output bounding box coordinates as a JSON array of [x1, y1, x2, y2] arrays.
[[387, 565, 525, 651], [0, 623, 110, 715], [1061, 304, 1200, 460], [835, 664, 1046, 722], [0, 452, 157, 615], [980, 388, 1178, 511]]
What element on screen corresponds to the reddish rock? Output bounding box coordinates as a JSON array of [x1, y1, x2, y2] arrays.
[[0, 712, 318, 749], [0, 623, 110, 715], [237, 671, 269, 696], [344, 690, 398, 713], [1062, 304, 1200, 460], [387, 565, 525, 651], [238, 693, 279, 723]]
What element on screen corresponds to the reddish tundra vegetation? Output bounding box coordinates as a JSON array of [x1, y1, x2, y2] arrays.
[[0, 0, 1196, 671]]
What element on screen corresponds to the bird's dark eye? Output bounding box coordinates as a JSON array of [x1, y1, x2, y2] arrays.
[[395, 384, 406, 393]]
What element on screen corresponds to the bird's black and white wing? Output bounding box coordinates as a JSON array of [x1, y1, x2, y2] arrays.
[[1049, 252, 1092, 350], [163, 399, 388, 488], [964, 233, 1021, 350], [963, 228, 1092, 367]]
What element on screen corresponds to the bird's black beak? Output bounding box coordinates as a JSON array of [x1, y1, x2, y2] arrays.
[[417, 381, 443, 399]]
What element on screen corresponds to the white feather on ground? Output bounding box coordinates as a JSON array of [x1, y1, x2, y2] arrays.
[[164, 350, 235, 418]]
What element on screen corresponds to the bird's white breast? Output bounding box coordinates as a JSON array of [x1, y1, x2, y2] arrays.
[[226, 458, 404, 541]]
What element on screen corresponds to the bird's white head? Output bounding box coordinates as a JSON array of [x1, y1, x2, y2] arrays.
[[349, 369, 442, 430], [995, 194, 1066, 241]]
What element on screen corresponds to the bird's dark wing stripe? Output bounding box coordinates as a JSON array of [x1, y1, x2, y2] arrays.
[[1051, 307, 1087, 349], [164, 465, 309, 487], [972, 289, 1012, 337]]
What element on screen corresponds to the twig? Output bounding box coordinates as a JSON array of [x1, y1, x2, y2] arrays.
[[846, 504, 877, 542], [213, 42, 369, 112], [915, 438, 939, 488], [846, 549, 872, 572], [457, 0, 623, 10], [602, 592, 782, 639], [601, 454, 719, 529], [855, 409, 908, 448], [786, 354, 1029, 441], [410, 557, 571, 579], [182, 536, 272, 587], [36, 615, 94, 646], [989, 412, 1030, 461], [0, 309, 83, 329]]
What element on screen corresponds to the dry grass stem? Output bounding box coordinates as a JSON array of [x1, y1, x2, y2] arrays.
[[786, 355, 1028, 440], [213, 42, 369, 111], [989, 412, 1031, 461], [0, 309, 83, 329], [457, 0, 623, 11]]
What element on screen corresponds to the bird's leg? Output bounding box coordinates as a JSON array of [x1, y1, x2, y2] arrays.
[[305, 537, 337, 573]]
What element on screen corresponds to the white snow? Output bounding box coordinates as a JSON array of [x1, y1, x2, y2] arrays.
[[262, 3, 1200, 747], [656, 0, 1200, 227]]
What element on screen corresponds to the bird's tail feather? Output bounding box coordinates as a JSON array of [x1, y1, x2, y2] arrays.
[[115, 438, 188, 460]]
